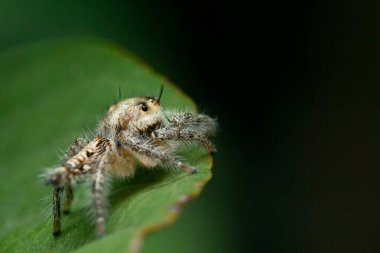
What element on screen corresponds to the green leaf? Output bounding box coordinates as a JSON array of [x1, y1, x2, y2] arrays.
[[0, 37, 213, 253]]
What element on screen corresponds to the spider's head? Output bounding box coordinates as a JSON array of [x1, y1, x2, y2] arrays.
[[102, 96, 163, 137], [125, 96, 163, 132]]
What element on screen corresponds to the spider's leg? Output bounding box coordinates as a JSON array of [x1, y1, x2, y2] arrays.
[[45, 137, 110, 236], [92, 163, 106, 238], [121, 132, 198, 174], [164, 111, 217, 136], [52, 186, 63, 236], [154, 127, 216, 154], [48, 167, 78, 236], [61, 137, 89, 163], [61, 137, 88, 214], [46, 166, 71, 237], [63, 180, 73, 214]]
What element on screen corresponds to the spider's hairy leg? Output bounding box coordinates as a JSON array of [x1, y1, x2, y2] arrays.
[[52, 186, 63, 236], [154, 127, 217, 154], [45, 137, 110, 236], [63, 180, 73, 214], [61, 137, 88, 214], [162, 111, 217, 153], [45, 166, 73, 236], [121, 132, 198, 174], [45, 137, 110, 186], [92, 164, 107, 238], [165, 111, 217, 135], [61, 137, 89, 163]]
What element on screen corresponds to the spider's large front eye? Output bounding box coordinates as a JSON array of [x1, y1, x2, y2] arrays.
[[140, 103, 148, 112]]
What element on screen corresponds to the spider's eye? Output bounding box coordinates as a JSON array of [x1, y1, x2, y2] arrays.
[[140, 103, 148, 112]]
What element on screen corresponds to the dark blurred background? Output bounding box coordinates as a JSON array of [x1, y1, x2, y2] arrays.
[[0, 1, 379, 252]]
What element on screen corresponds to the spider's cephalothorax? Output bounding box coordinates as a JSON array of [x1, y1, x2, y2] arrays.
[[44, 91, 217, 238], [100, 96, 163, 138]]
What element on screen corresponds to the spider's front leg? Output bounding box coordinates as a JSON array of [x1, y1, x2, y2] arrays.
[[157, 111, 217, 153], [45, 166, 75, 236], [45, 137, 109, 237], [164, 111, 217, 136], [92, 159, 107, 238], [61, 137, 89, 163], [61, 138, 88, 214], [120, 132, 198, 174], [52, 186, 63, 236], [63, 180, 73, 214], [154, 127, 217, 154]]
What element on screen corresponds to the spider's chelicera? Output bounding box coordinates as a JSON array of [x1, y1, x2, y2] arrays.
[[43, 87, 217, 238]]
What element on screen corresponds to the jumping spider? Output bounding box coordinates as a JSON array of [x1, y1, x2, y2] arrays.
[[44, 86, 217, 238]]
